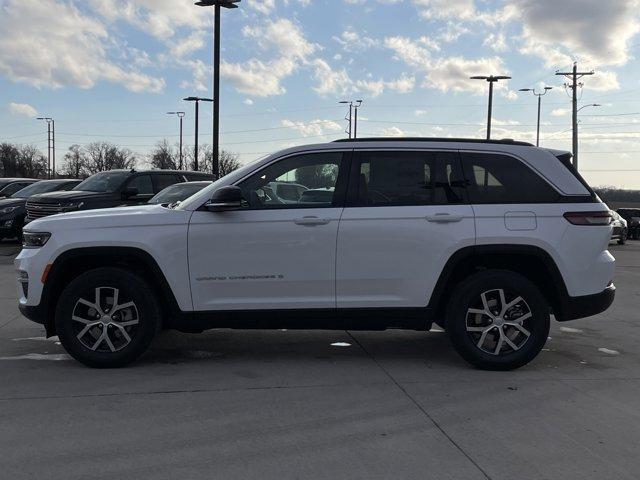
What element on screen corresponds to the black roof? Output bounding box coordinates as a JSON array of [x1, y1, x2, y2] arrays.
[[332, 137, 534, 147]]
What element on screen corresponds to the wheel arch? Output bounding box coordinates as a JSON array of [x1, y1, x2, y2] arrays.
[[40, 246, 181, 336], [429, 244, 569, 325]]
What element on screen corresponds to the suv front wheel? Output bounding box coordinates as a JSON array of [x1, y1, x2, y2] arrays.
[[446, 270, 550, 371], [55, 267, 161, 368]]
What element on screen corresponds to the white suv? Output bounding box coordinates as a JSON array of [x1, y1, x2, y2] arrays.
[[16, 138, 616, 370]]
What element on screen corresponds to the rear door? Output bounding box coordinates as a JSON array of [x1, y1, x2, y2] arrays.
[[153, 173, 183, 193], [123, 174, 154, 204], [336, 149, 475, 308]]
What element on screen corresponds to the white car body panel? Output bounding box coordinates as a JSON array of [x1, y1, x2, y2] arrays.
[[15, 140, 614, 321]]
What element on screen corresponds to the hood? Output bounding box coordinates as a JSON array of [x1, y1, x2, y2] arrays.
[[24, 204, 190, 232], [0, 197, 26, 208], [28, 190, 115, 203]]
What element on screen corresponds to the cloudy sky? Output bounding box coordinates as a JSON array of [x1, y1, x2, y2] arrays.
[[2, 0, 640, 187]]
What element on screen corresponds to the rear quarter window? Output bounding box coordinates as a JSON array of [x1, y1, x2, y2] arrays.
[[461, 152, 560, 204]]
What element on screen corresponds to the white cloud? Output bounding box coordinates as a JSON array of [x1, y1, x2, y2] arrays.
[[415, 109, 428, 116], [356, 75, 415, 97], [412, 0, 476, 21], [8, 102, 38, 118], [281, 119, 342, 136], [0, 0, 164, 93], [381, 126, 405, 137], [244, 98, 254, 106], [551, 108, 570, 117], [515, 0, 640, 67], [247, 0, 276, 14], [585, 71, 621, 92], [333, 27, 378, 52], [484, 33, 508, 53], [438, 22, 470, 43], [312, 59, 352, 96]]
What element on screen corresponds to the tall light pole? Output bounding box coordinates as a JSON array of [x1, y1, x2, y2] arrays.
[[167, 112, 185, 169], [339, 100, 363, 139], [470, 75, 511, 140], [36, 117, 54, 179], [573, 103, 602, 170], [519, 86, 553, 147], [184, 96, 214, 171], [195, 0, 241, 179]]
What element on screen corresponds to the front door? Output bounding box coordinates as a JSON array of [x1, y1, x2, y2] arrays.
[[337, 149, 476, 308], [188, 151, 350, 311]]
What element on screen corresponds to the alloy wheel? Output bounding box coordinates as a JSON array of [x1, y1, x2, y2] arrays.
[[71, 287, 139, 352], [465, 288, 533, 356]]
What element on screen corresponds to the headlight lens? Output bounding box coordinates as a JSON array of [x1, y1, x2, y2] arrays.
[[22, 232, 51, 248], [61, 202, 84, 211], [0, 206, 19, 215]]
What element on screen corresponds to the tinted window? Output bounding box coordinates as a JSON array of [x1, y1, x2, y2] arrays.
[[462, 153, 559, 204], [239, 152, 344, 209], [355, 151, 465, 206], [154, 174, 182, 192], [2, 182, 32, 196], [127, 175, 153, 195], [13, 181, 64, 198], [75, 172, 130, 193]]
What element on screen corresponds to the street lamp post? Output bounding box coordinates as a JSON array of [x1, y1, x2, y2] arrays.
[[184, 96, 214, 171], [36, 117, 54, 178], [470, 75, 511, 140], [574, 103, 602, 170], [167, 112, 186, 169], [195, 0, 241, 178], [519, 86, 553, 147]]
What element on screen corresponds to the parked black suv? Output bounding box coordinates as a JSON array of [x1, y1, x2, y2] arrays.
[[25, 170, 212, 223], [617, 208, 640, 240], [0, 179, 81, 239]]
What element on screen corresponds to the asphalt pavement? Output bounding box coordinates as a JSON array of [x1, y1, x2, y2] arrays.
[[1, 240, 639, 479]]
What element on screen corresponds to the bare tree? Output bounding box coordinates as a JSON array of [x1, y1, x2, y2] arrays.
[[17, 145, 48, 178], [149, 140, 177, 170], [0, 143, 20, 177], [197, 145, 241, 177], [61, 145, 89, 178], [84, 142, 136, 173]]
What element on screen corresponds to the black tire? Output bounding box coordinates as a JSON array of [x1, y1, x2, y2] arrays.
[[618, 231, 627, 245], [445, 270, 550, 371], [55, 267, 161, 368]]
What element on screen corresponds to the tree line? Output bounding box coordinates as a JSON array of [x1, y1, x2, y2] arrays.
[[0, 140, 241, 179]]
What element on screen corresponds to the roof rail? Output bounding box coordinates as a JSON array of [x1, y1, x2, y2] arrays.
[[332, 137, 534, 147]]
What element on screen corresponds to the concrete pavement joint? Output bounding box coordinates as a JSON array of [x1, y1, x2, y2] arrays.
[[346, 330, 494, 480]]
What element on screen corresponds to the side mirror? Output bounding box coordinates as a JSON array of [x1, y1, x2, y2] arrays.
[[122, 186, 139, 199], [206, 186, 242, 212]]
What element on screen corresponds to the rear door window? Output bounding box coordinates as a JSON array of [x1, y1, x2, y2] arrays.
[[461, 152, 559, 204], [353, 150, 466, 206], [127, 175, 153, 195], [153, 174, 182, 193]]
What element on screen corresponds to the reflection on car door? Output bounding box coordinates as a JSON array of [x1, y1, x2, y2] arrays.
[[188, 151, 350, 311]]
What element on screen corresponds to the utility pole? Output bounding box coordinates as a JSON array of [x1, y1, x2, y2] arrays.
[[470, 75, 511, 140], [184, 96, 214, 171], [339, 100, 363, 139], [556, 63, 594, 169], [519, 86, 553, 147], [37, 117, 53, 178]]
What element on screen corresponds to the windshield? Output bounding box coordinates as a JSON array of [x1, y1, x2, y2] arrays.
[[13, 181, 63, 198], [149, 183, 209, 205], [74, 171, 130, 193]]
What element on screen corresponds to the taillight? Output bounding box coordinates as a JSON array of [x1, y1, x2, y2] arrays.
[[563, 211, 612, 226]]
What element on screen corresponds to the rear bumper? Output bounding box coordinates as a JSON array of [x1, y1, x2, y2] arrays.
[[19, 303, 46, 325], [558, 284, 616, 322]]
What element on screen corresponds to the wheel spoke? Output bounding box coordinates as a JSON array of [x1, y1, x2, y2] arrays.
[[468, 308, 490, 317], [481, 292, 491, 313], [504, 296, 524, 312], [72, 315, 95, 325], [498, 289, 507, 315], [507, 322, 531, 338], [110, 288, 119, 311], [493, 331, 504, 355], [77, 298, 98, 311], [510, 311, 532, 324], [90, 330, 106, 351], [503, 334, 520, 351], [104, 332, 116, 352], [467, 325, 490, 333], [119, 319, 139, 327], [114, 324, 132, 344], [114, 301, 135, 312], [76, 322, 100, 340], [477, 326, 494, 350]]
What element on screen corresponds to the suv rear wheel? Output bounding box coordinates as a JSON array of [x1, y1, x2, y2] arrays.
[[55, 267, 161, 368], [445, 270, 550, 371]]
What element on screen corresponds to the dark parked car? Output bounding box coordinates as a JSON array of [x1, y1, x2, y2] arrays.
[[617, 208, 640, 240], [148, 181, 211, 205], [25, 170, 213, 223], [0, 178, 40, 198], [0, 179, 81, 239]]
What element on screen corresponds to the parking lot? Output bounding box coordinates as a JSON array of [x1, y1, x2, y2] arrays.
[[0, 241, 638, 480]]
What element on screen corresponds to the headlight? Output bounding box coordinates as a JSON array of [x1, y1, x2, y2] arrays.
[[0, 206, 19, 215], [22, 232, 51, 248], [61, 202, 84, 211]]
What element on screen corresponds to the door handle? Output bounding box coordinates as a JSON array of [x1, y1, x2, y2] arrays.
[[425, 213, 464, 223], [294, 216, 331, 226]]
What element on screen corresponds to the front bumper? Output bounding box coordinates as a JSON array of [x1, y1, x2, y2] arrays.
[[558, 284, 616, 322]]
